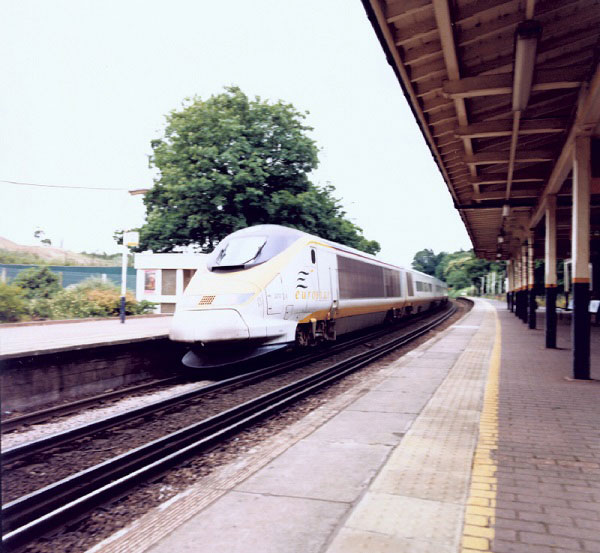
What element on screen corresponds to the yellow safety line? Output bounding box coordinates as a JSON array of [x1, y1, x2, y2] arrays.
[[462, 308, 501, 553]]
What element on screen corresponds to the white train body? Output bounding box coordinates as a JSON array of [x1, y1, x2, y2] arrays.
[[169, 225, 448, 367]]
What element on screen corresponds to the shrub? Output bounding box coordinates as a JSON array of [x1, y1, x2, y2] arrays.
[[0, 282, 28, 322], [28, 297, 56, 320], [49, 278, 156, 319], [12, 266, 61, 299]]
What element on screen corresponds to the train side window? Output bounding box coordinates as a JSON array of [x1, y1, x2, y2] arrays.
[[406, 273, 414, 296], [311, 249, 316, 264]]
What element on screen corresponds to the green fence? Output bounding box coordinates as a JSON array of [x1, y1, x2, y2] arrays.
[[0, 264, 136, 290]]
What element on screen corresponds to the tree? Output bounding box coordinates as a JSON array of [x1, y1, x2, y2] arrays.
[[34, 229, 52, 246], [137, 86, 380, 255], [12, 266, 61, 299], [411, 248, 506, 294], [411, 248, 446, 276]]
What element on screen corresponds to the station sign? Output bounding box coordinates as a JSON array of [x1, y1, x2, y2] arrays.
[[124, 231, 140, 248]]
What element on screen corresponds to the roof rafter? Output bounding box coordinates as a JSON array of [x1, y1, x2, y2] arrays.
[[443, 67, 585, 99]]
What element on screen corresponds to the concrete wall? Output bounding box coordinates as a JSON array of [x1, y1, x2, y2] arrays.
[[0, 339, 187, 412]]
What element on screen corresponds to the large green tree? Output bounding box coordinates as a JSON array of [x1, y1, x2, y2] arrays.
[[138, 86, 379, 254]]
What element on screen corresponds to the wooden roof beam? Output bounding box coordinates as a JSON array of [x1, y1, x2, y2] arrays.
[[530, 62, 600, 228], [469, 176, 545, 185], [432, 0, 479, 196], [394, 17, 438, 45], [403, 39, 442, 65], [474, 188, 541, 201], [455, 118, 566, 138], [385, 0, 430, 24], [465, 149, 555, 165], [443, 67, 585, 99]]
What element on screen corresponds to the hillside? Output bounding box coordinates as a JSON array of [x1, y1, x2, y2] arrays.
[[0, 237, 122, 266]]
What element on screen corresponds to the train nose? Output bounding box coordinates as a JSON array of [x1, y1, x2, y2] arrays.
[[169, 309, 250, 343]]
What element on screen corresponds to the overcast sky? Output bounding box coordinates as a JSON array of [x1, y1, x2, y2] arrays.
[[0, 0, 471, 267]]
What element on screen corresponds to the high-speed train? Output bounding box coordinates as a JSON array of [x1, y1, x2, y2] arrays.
[[170, 224, 448, 367]]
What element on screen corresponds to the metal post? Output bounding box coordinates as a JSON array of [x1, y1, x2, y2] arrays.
[[572, 135, 591, 379], [120, 244, 128, 324], [545, 195, 558, 348]]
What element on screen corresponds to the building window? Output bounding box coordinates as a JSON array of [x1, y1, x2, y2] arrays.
[[160, 302, 176, 314], [183, 269, 196, 291], [161, 269, 177, 296]]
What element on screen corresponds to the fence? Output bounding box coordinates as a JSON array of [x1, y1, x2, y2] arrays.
[[0, 264, 136, 291]]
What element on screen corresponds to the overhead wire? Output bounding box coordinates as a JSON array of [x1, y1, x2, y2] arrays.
[[0, 179, 128, 191]]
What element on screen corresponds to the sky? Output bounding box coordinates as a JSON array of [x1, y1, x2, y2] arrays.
[[0, 0, 472, 267]]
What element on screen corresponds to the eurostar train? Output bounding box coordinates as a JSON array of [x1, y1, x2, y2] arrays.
[[170, 225, 448, 367]]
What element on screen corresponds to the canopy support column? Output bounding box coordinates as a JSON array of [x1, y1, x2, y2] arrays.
[[572, 135, 591, 379], [545, 195, 558, 348], [528, 233, 537, 329]]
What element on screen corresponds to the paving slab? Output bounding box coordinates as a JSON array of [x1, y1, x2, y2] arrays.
[[236, 439, 390, 503], [347, 390, 433, 414], [304, 409, 414, 446], [145, 491, 348, 553]]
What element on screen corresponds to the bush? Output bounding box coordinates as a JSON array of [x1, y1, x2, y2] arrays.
[[0, 282, 29, 322], [28, 297, 56, 320], [49, 278, 155, 319], [12, 266, 61, 299]]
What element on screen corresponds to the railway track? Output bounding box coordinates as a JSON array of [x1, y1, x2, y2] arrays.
[[0, 376, 184, 434], [2, 305, 449, 453], [2, 302, 460, 552]]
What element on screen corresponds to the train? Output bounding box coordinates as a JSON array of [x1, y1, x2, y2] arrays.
[[169, 224, 448, 367]]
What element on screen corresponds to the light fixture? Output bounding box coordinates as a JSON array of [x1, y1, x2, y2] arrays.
[[502, 204, 511, 217], [497, 235, 504, 244], [512, 20, 542, 112], [496, 253, 502, 259]]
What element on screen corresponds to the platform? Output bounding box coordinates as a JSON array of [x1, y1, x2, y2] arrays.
[[84, 298, 599, 553], [0, 316, 172, 359]]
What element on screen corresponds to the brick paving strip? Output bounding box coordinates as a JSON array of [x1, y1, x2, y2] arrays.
[[490, 306, 600, 553], [462, 308, 501, 552]]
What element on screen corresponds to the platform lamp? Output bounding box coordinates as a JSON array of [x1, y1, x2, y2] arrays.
[[512, 20, 542, 112], [120, 189, 150, 323]]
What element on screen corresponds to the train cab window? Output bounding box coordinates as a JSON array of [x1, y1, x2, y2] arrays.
[[208, 226, 304, 272], [311, 249, 316, 264], [214, 236, 266, 268]]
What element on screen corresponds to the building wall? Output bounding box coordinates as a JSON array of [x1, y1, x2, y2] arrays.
[[134, 253, 207, 313]]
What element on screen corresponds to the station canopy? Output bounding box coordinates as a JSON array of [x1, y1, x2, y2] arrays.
[[362, 0, 600, 260]]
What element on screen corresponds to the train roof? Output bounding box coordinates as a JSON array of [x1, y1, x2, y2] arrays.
[[228, 225, 446, 286]]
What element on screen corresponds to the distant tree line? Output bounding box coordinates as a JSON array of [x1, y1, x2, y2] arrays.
[[411, 248, 505, 294]]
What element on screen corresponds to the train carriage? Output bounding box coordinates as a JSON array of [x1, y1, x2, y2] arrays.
[[169, 225, 448, 367]]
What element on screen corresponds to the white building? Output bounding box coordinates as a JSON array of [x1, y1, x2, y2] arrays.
[[134, 253, 207, 313]]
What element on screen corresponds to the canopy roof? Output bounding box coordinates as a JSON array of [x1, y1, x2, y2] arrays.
[[362, 0, 600, 259]]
